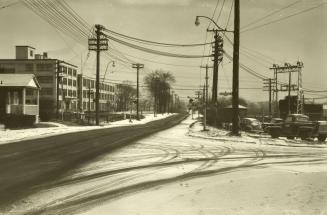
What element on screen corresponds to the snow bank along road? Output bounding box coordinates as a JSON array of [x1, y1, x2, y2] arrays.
[[2, 116, 327, 215]]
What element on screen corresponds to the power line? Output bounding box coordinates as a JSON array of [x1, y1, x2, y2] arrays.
[[225, 0, 234, 29], [105, 34, 212, 59], [241, 3, 326, 33], [103, 28, 214, 47], [241, 0, 302, 29]]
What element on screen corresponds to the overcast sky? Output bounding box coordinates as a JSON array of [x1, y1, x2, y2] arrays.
[[0, 0, 326, 103]]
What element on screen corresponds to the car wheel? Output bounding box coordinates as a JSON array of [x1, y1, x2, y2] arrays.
[[270, 129, 280, 138], [300, 132, 310, 140], [318, 135, 326, 142]]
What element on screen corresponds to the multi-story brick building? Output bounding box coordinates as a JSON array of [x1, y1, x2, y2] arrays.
[[77, 74, 115, 113], [0, 46, 78, 119]]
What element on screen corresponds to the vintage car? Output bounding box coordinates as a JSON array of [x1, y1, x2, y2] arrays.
[[262, 118, 284, 132], [268, 114, 327, 141], [240, 118, 263, 132]]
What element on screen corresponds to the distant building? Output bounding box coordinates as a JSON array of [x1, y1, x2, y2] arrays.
[[0, 46, 78, 120], [77, 74, 115, 113], [0, 74, 40, 127]]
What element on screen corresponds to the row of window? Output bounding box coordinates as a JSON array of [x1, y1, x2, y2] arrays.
[[82, 102, 110, 111], [83, 102, 95, 110], [59, 89, 77, 97], [82, 90, 114, 101], [83, 79, 114, 92], [62, 78, 77, 87], [39, 87, 114, 100], [61, 66, 77, 77]]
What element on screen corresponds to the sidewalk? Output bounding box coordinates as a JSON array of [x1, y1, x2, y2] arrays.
[[0, 113, 175, 145]]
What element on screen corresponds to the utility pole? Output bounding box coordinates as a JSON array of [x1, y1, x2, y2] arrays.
[[270, 62, 304, 116], [88, 84, 93, 125], [201, 65, 212, 131], [207, 30, 224, 104], [88, 24, 108, 125], [132, 63, 144, 120], [288, 69, 292, 114], [263, 78, 276, 117], [231, 0, 240, 135], [56, 60, 63, 120]]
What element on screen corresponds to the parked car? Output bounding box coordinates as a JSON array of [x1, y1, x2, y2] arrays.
[[262, 118, 284, 133], [268, 114, 327, 141], [240, 118, 263, 132]]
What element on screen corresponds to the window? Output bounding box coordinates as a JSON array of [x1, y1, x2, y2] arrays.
[[73, 80, 76, 87], [285, 116, 293, 122], [63, 78, 67, 85], [13, 91, 20, 104], [36, 63, 53, 72], [62, 67, 67, 75], [83, 79, 87, 87], [30, 50, 33, 57], [73, 90, 76, 97], [68, 79, 72, 86], [91, 80, 95, 88], [0, 64, 15, 73], [37, 76, 53, 83], [83, 102, 86, 110], [73, 69, 77, 77], [68, 90, 72, 97], [296, 116, 309, 122], [25, 89, 37, 105], [68, 68, 72, 76], [25, 64, 33, 72]]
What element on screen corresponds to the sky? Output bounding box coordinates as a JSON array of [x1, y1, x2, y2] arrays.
[[0, 0, 326, 103]]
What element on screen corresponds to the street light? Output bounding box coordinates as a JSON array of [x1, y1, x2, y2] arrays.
[[102, 60, 115, 81], [101, 60, 115, 121], [194, 16, 233, 32], [195, 13, 239, 135]]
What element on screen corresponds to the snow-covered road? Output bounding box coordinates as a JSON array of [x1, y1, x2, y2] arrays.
[[6, 117, 327, 215]]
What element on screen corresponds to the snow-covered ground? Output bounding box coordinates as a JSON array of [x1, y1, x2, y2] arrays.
[[5, 116, 327, 215], [0, 113, 175, 145], [189, 121, 327, 148]]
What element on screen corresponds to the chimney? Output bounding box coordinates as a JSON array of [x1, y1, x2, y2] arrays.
[[43, 52, 48, 59]]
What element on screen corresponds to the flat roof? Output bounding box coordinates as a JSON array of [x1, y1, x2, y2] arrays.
[[16, 45, 35, 49], [0, 59, 78, 68]]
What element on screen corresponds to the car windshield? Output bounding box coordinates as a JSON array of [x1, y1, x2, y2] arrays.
[[296, 116, 309, 122]]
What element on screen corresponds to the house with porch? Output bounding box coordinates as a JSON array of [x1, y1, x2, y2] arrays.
[[0, 74, 40, 127]]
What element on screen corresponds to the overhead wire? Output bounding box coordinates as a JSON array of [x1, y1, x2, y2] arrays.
[[241, 2, 326, 33], [241, 0, 302, 29], [103, 28, 214, 47]]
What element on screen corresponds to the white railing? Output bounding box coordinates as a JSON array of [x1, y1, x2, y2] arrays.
[[5, 104, 39, 115]]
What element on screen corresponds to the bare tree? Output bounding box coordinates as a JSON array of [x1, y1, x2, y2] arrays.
[[115, 81, 136, 112]]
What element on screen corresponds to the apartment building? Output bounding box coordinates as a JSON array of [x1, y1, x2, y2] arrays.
[[77, 74, 115, 113], [0, 46, 78, 119]]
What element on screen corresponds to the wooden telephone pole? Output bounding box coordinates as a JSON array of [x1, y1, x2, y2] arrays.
[[132, 63, 144, 120], [88, 24, 108, 125], [231, 0, 240, 135]]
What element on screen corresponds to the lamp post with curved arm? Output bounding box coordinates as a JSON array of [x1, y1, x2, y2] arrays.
[[195, 16, 231, 105], [195, 16, 233, 33], [195, 0, 240, 135], [101, 60, 115, 118]]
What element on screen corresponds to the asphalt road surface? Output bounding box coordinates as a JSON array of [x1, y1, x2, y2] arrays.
[[0, 114, 187, 212], [1, 115, 327, 215]]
